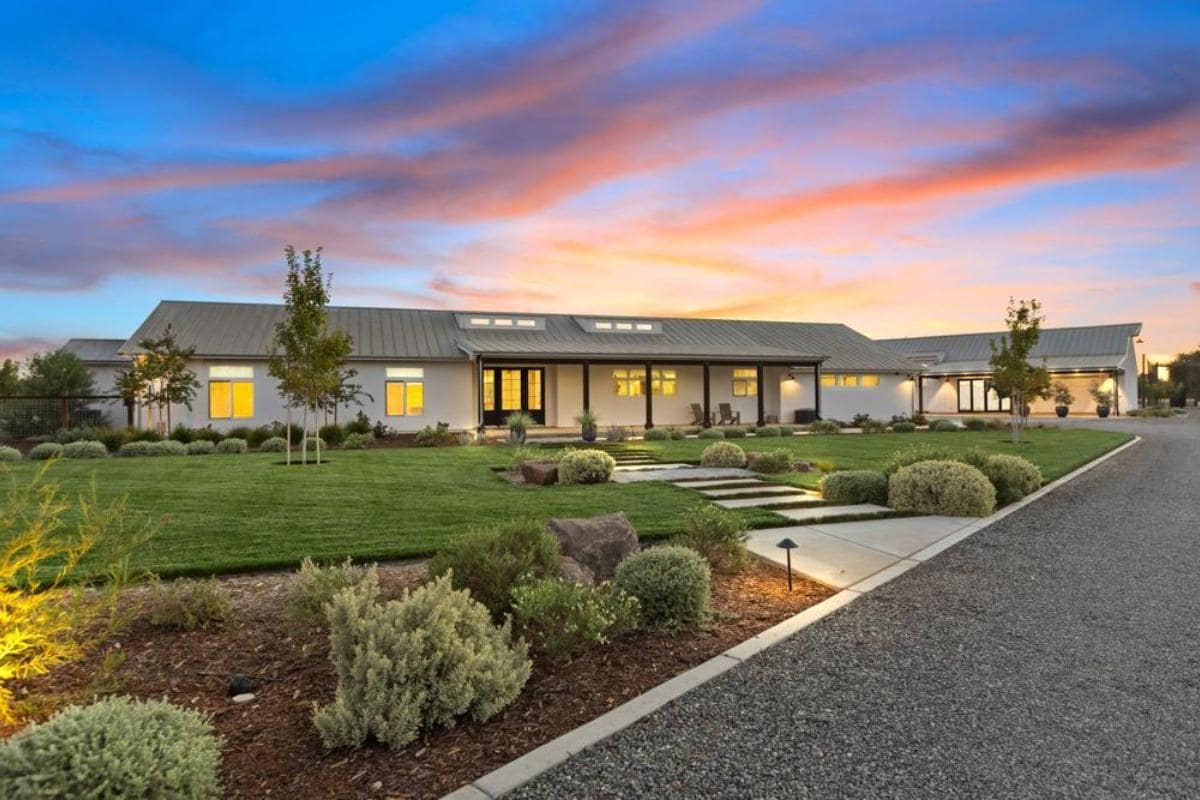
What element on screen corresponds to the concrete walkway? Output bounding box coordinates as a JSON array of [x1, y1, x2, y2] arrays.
[[512, 415, 1198, 799]]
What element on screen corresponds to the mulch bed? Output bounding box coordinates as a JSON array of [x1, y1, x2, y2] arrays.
[[6, 560, 832, 799]]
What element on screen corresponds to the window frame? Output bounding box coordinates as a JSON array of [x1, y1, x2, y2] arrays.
[[732, 367, 758, 397]]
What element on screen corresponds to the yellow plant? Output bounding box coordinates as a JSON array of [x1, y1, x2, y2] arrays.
[[0, 462, 154, 726]]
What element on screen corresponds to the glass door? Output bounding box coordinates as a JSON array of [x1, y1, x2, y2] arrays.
[[482, 368, 546, 425]]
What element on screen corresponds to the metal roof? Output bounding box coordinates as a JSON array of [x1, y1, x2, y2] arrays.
[[879, 323, 1141, 374], [121, 301, 920, 371], [61, 338, 129, 364]]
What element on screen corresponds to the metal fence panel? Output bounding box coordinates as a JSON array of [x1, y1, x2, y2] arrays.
[[0, 396, 129, 438]]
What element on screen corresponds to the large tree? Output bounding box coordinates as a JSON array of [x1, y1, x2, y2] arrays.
[[989, 298, 1051, 444], [1168, 347, 1200, 404], [267, 246, 353, 465], [115, 326, 200, 432], [22, 350, 94, 397], [0, 359, 19, 395]]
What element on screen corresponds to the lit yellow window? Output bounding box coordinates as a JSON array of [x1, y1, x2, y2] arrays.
[[482, 371, 495, 411], [860, 374, 880, 387], [732, 368, 758, 397], [527, 370, 542, 411], [407, 382, 424, 416], [652, 369, 676, 396], [839, 374, 859, 387], [232, 382, 254, 417], [209, 381, 232, 419], [386, 382, 406, 416], [613, 369, 644, 397], [820, 374, 836, 387], [386, 381, 423, 416], [500, 370, 522, 411]]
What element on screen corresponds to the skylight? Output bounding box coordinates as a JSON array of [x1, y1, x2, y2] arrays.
[[579, 317, 662, 334], [457, 314, 545, 330]]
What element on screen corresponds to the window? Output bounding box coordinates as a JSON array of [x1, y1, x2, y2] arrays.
[[527, 369, 542, 411], [615, 322, 633, 330], [469, 317, 491, 326], [820, 373, 881, 388], [385, 367, 424, 416], [208, 366, 254, 419], [635, 323, 654, 331], [732, 368, 758, 397], [860, 374, 880, 387], [482, 370, 495, 411], [651, 369, 676, 396], [958, 379, 1010, 412], [820, 374, 836, 388], [590, 319, 661, 333], [517, 319, 537, 328], [613, 369, 674, 396], [594, 321, 613, 330], [500, 369, 522, 411]]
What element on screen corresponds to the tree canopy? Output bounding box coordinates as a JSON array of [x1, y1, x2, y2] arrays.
[[21, 350, 95, 397], [989, 298, 1051, 443]]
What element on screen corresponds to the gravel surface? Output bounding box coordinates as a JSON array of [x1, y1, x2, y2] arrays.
[[512, 414, 1200, 799]]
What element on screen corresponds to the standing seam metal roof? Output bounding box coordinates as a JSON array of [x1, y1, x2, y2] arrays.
[[879, 323, 1141, 373]]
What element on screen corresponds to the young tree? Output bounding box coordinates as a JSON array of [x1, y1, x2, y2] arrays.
[[114, 326, 200, 432], [989, 298, 1051, 444], [324, 367, 373, 425], [1168, 347, 1200, 403], [267, 246, 353, 465]]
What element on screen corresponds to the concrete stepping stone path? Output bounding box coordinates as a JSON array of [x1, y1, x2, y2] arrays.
[[701, 484, 807, 498]]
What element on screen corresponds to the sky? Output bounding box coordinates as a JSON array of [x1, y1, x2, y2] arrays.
[[1, 0, 1197, 362]]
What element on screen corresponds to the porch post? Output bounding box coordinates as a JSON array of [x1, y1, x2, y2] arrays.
[[582, 362, 590, 412], [1113, 370, 1120, 416], [814, 361, 823, 420], [702, 362, 711, 427], [917, 374, 924, 414], [755, 364, 765, 427], [644, 362, 653, 429], [476, 358, 485, 428]]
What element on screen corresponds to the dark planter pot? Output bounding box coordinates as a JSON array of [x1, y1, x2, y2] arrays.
[[508, 428, 527, 444], [1055, 406, 1069, 418], [1096, 406, 1110, 419], [581, 423, 597, 442]]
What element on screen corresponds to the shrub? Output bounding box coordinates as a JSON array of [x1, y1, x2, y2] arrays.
[[672, 505, 750, 573], [313, 573, 531, 749], [700, 441, 747, 468], [697, 428, 725, 439], [615, 546, 711, 631], [821, 470, 888, 505], [0, 696, 221, 800], [0, 446, 22, 463], [603, 425, 628, 443], [127, 428, 162, 443], [427, 519, 560, 617], [62, 440, 107, 459], [97, 427, 130, 452], [981, 454, 1042, 504], [416, 421, 458, 447], [861, 418, 888, 434], [345, 412, 372, 435], [243, 426, 272, 448], [186, 440, 215, 455], [148, 440, 187, 456], [285, 557, 377, 627], [116, 440, 153, 457], [507, 444, 539, 471], [147, 578, 231, 631], [168, 423, 195, 444], [754, 425, 782, 437], [270, 421, 305, 445], [511, 578, 639, 660], [54, 427, 102, 444], [851, 413, 873, 427], [27, 441, 63, 460], [258, 436, 288, 453], [669, 427, 686, 439], [807, 419, 841, 434], [882, 444, 955, 476], [558, 449, 616, 485], [911, 413, 929, 426], [319, 423, 345, 447], [342, 432, 373, 450], [929, 419, 959, 432], [777, 425, 796, 435], [963, 417, 988, 431], [747, 448, 793, 474], [888, 460, 996, 517], [303, 436, 328, 452], [215, 437, 247, 454], [891, 421, 916, 433], [722, 426, 747, 439], [643, 427, 671, 441]]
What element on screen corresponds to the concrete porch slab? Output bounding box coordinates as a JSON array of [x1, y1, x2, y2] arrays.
[[746, 527, 897, 589]]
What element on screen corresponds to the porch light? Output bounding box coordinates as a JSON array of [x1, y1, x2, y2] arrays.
[[776, 537, 798, 591]]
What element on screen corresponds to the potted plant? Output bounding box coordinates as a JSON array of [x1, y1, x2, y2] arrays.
[[1052, 382, 1074, 418], [574, 409, 599, 442], [1088, 381, 1112, 418], [505, 411, 534, 444]]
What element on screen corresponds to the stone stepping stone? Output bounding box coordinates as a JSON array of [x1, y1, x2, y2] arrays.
[[716, 493, 823, 509], [614, 463, 690, 471], [701, 484, 800, 498], [671, 478, 764, 489], [773, 503, 889, 523]]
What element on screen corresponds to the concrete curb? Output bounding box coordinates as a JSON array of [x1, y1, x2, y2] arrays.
[[443, 434, 1141, 799]]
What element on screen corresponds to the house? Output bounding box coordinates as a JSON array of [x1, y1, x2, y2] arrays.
[[879, 323, 1142, 416], [60, 338, 132, 428], [113, 300, 922, 432]]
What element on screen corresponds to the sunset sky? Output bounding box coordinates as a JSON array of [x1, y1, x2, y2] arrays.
[[1, 1, 1197, 361]]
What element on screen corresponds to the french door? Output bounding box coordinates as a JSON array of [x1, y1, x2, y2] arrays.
[[481, 367, 545, 426], [957, 378, 1011, 412]]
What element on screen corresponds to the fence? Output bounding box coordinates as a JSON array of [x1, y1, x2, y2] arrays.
[[0, 395, 132, 438]]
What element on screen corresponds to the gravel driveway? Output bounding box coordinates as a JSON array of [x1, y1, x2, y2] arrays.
[[512, 413, 1200, 799]]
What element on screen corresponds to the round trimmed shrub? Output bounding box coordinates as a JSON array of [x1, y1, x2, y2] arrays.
[[861, 419, 888, 434], [700, 441, 747, 468], [149, 440, 187, 456], [888, 460, 996, 517], [747, 448, 793, 474], [642, 428, 671, 441], [215, 437, 247, 454], [807, 419, 841, 435], [963, 417, 989, 431], [821, 470, 888, 505], [615, 546, 711, 631], [318, 423, 345, 447], [62, 440, 107, 459], [929, 419, 960, 432], [891, 421, 916, 433], [754, 425, 782, 437], [982, 454, 1042, 504], [696, 428, 725, 439], [0, 695, 221, 799], [342, 432, 373, 450], [0, 445, 22, 462], [27, 441, 63, 460], [558, 448, 616, 485], [257, 436, 288, 453], [722, 427, 747, 439], [117, 441, 154, 457], [186, 440, 216, 455], [303, 436, 328, 452], [882, 444, 955, 476]]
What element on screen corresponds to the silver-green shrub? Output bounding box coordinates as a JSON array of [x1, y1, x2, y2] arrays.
[[700, 441, 746, 468], [754, 425, 782, 437], [0, 695, 221, 799], [557, 449, 616, 485], [28, 443, 63, 460], [117, 441, 153, 457], [982, 454, 1042, 504], [821, 470, 889, 505], [313, 573, 531, 749], [62, 440, 107, 459], [149, 440, 187, 456], [891, 421, 917, 433], [215, 437, 247, 454], [672, 504, 750, 574], [186, 440, 216, 455], [511, 578, 639, 660], [285, 557, 377, 626], [882, 444, 955, 475], [807, 419, 841, 434], [888, 460, 996, 517], [304, 436, 327, 452], [697, 428, 725, 439], [614, 545, 711, 631], [642, 427, 671, 441], [428, 520, 559, 617], [147, 578, 232, 631], [747, 448, 793, 474], [342, 432, 373, 450], [257, 436, 288, 452], [0, 446, 21, 463]]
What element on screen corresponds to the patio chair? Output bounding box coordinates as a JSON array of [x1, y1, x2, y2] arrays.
[[689, 403, 709, 426], [717, 403, 741, 426]]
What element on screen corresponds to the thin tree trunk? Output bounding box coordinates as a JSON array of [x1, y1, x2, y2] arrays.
[[302, 406, 309, 465], [285, 405, 292, 466], [1010, 394, 1020, 445], [315, 404, 322, 465]]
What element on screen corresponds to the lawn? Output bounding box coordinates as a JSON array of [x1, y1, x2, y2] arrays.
[[4, 427, 1129, 577]]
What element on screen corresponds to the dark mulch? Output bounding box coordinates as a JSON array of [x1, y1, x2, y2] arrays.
[[5, 560, 831, 799]]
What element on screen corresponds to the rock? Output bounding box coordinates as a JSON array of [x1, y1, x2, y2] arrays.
[[231, 693, 256, 704], [794, 461, 813, 473], [547, 512, 639, 580], [521, 460, 558, 485], [229, 674, 256, 696], [557, 555, 595, 586]]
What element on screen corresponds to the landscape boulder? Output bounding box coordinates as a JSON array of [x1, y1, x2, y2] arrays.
[[793, 461, 814, 473], [520, 460, 559, 486], [547, 512, 639, 580], [557, 555, 595, 586]]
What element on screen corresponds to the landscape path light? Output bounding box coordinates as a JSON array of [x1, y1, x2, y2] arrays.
[[776, 537, 798, 591]]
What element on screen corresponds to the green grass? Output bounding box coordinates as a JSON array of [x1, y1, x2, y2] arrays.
[[2, 427, 1129, 577]]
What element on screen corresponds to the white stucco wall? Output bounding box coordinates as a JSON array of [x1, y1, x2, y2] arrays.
[[921, 368, 1138, 416], [782, 370, 914, 423]]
